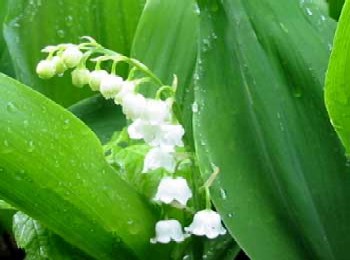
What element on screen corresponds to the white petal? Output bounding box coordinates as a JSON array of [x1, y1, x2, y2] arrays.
[[150, 220, 187, 244], [185, 209, 227, 239], [141, 99, 171, 124], [89, 70, 109, 91], [122, 93, 147, 120], [100, 74, 123, 99], [142, 147, 176, 173], [154, 177, 192, 206], [114, 81, 136, 104]]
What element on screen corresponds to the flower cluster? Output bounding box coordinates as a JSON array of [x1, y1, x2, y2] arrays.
[[36, 37, 227, 245]]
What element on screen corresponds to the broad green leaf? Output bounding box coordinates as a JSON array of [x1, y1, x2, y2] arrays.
[[131, 0, 199, 146], [13, 212, 90, 260], [3, 0, 145, 107], [194, 1, 350, 259], [69, 95, 126, 144], [0, 1, 15, 77], [0, 73, 167, 259], [327, 0, 345, 20], [325, 0, 350, 155]]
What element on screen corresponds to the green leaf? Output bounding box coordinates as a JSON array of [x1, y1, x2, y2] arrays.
[[0, 200, 15, 211], [3, 0, 145, 107], [194, 1, 350, 259], [13, 212, 91, 260], [69, 95, 126, 144], [328, 0, 345, 20], [131, 0, 199, 146], [0, 73, 167, 259], [325, 0, 350, 155]]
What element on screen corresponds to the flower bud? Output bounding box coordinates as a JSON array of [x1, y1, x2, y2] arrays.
[[61, 45, 83, 68], [71, 68, 90, 87], [122, 93, 147, 120], [100, 74, 123, 99], [89, 70, 109, 91], [114, 81, 136, 105], [51, 56, 67, 75], [36, 59, 56, 79]]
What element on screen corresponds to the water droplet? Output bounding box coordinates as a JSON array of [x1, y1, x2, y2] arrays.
[[220, 188, 227, 200], [306, 8, 313, 16], [228, 213, 233, 218], [6, 102, 18, 113], [57, 29, 65, 38], [65, 15, 74, 27], [27, 140, 35, 152], [63, 119, 70, 129], [192, 102, 198, 113]]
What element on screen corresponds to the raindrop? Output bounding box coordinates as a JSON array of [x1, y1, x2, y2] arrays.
[[228, 213, 233, 218], [63, 119, 70, 129], [192, 102, 199, 113], [57, 29, 65, 38], [6, 102, 18, 113], [305, 8, 313, 16], [23, 120, 29, 128], [65, 15, 74, 27], [220, 188, 227, 200], [27, 140, 35, 153], [193, 4, 200, 15]]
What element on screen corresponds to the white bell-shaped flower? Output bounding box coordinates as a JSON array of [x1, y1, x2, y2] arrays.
[[61, 45, 83, 68], [151, 124, 184, 148], [141, 99, 172, 124], [150, 220, 187, 244], [154, 177, 192, 206], [89, 70, 109, 91], [122, 93, 147, 120], [36, 59, 56, 79], [100, 74, 123, 99], [128, 119, 158, 140], [71, 68, 90, 87], [114, 81, 136, 105], [142, 147, 176, 173], [185, 209, 227, 239], [128, 120, 184, 148]]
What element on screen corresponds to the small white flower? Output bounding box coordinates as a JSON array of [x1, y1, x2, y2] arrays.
[[122, 93, 147, 120], [154, 177, 192, 206], [100, 74, 123, 99], [127, 119, 157, 140], [89, 70, 109, 91], [185, 209, 227, 239], [114, 81, 136, 105], [143, 147, 176, 173], [71, 68, 90, 87], [36, 59, 56, 79], [51, 56, 67, 75], [152, 124, 184, 148], [150, 220, 187, 244], [61, 45, 83, 68], [128, 120, 184, 148], [141, 99, 172, 124]]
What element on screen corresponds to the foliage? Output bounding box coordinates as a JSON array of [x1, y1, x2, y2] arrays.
[[0, 0, 350, 259]]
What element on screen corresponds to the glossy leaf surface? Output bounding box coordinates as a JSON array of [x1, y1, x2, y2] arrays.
[[3, 0, 145, 106], [0, 73, 164, 259], [194, 1, 350, 259]]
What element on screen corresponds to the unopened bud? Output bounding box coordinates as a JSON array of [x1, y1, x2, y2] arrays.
[[61, 45, 83, 68], [36, 59, 56, 79], [89, 70, 109, 91], [71, 68, 90, 87]]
